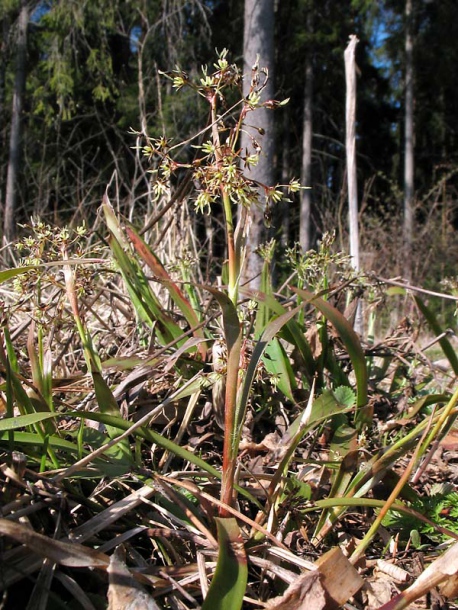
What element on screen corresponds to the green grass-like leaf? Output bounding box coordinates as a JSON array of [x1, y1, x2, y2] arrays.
[[0, 412, 58, 431], [67, 410, 263, 509], [125, 224, 207, 360], [0, 266, 35, 284], [202, 518, 247, 610], [0, 430, 80, 455], [242, 288, 317, 383], [103, 195, 184, 345]]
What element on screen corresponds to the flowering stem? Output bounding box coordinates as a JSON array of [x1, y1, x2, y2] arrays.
[[209, 92, 242, 515], [210, 94, 238, 305]]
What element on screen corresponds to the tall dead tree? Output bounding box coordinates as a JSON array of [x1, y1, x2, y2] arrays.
[[240, 0, 275, 290], [344, 35, 362, 334], [403, 0, 414, 280], [4, 0, 28, 244]]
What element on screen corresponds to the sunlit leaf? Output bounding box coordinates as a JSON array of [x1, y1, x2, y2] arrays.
[[92, 370, 133, 466], [204, 286, 241, 355], [262, 337, 297, 401], [242, 288, 316, 383], [0, 412, 58, 431], [284, 389, 355, 441], [102, 195, 183, 345], [333, 386, 357, 408], [386, 286, 406, 296]]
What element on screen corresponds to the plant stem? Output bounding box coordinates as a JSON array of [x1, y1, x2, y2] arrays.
[[209, 92, 243, 515], [218, 274, 243, 514]]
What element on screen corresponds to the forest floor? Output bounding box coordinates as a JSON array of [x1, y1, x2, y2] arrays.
[[1, 218, 458, 610]]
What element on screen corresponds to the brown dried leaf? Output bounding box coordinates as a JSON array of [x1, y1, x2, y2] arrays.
[[376, 559, 411, 584], [265, 570, 328, 610], [305, 325, 322, 359], [239, 432, 282, 457], [364, 579, 395, 609]]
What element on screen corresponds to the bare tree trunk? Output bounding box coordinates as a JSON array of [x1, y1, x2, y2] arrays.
[[0, 12, 10, 216], [404, 0, 414, 281], [280, 109, 291, 248], [300, 9, 314, 253], [240, 0, 275, 290], [344, 35, 363, 334], [0, 14, 9, 129], [4, 0, 28, 245]]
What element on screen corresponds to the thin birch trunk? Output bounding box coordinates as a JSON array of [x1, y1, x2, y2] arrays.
[[4, 0, 28, 244]]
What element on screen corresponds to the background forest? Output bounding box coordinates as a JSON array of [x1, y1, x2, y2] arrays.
[[2, 0, 458, 288]]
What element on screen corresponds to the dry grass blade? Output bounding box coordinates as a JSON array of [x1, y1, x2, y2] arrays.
[[143, 477, 218, 547], [0, 518, 110, 568], [25, 558, 55, 610], [154, 473, 290, 552], [70, 484, 156, 543], [54, 571, 100, 610], [0, 485, 156, 590]]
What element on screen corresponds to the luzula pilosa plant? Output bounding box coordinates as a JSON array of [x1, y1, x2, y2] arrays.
[[141, 49, 302, 514]]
